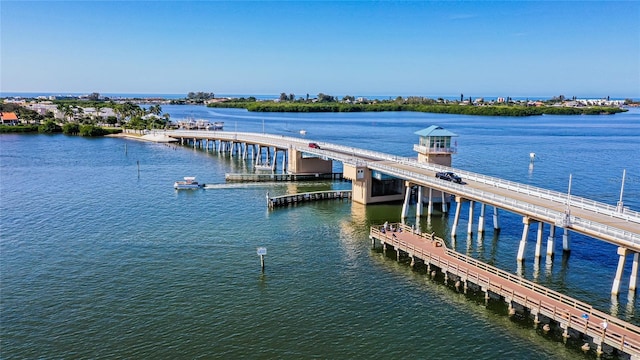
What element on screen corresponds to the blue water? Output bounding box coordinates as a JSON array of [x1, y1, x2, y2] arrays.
[[1, 107, 638, 359]]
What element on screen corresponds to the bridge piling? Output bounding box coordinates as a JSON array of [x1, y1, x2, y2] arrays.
[[535, 222, 545, 259], [493, 207, 500, 230], [517, 217, 532, 262], [467, 201, 475, 235], [563, 228, 571, 252], [612, 247, 630, 296], [401, 182, 411, 219], [478, 203, 486, 234], [547, 225, 556, 257], [631, 252, 639, 292], [451, 197, 462, 238], [427, 188, 433, 216], [416, 186, 423, 217]]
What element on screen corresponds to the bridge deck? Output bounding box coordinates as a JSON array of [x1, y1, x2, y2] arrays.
[[370, 224, 640, 358], [165, 130, 640, 251]]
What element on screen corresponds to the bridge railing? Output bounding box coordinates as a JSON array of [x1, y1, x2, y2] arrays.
[[166, 130, 640, 225], [369, 162, 640, 247], [398, 159, 640, 224], [316, 140, 639, 223]]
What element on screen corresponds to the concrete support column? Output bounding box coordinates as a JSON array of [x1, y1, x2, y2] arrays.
[[612, 247, 630, 296], [427, 188, 433, 216], [441, 191, 448, 213], [282, 150, 287, 173], [467, 201, 475, 235], [416, 186, 423, 217], [493, 207, 500, 230], [546, 224, 556, 257], [477, 203, 486, 234], [401, 182, 411, 219], [517, 217, 532, 262], [535, 222, 545, 259], [563, 228, 571, 252], [451, 197, 463, 238], [255, 145, 262, 166], [630, 252, 639, 292]]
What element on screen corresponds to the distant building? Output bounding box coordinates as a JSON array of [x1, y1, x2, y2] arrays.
[[1, 112, 20, 125]]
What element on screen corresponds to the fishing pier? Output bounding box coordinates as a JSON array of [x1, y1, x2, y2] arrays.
[[370, 223, 640, 359]]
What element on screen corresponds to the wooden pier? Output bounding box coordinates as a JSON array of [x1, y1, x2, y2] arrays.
[[268, 190, 352, 209], [226, 172, 343, 182], [370, 223, 640, 359]]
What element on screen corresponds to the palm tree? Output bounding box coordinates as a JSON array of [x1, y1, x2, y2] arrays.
[[149, 104, 162, 116], [63, 107, 75, 123], [162, 113, 171, 129], [56, 103, 69, 121]]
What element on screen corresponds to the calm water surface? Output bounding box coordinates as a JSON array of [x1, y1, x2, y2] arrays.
[[1, 107, 639, 359]]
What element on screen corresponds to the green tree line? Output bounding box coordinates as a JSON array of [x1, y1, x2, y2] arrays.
[[208, 101, 625, 116]]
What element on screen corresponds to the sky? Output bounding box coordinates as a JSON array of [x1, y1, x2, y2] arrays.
[[1, 1, 639, 98]]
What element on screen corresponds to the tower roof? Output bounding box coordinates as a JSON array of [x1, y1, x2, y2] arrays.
[[414, 125, 457, 137]]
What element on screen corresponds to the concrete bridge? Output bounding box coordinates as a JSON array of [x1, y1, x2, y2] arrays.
[[165, 129, 640, 295]]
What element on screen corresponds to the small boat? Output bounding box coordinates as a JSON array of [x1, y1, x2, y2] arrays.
[[254, 164, 273, 171], [174, 176, 204, 189], [299, 129, 307, 135], [207, 121, 224, 130]]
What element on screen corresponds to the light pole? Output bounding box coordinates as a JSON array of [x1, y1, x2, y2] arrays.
[[563, 173, 572, 226], [617, 169, 626, 213]]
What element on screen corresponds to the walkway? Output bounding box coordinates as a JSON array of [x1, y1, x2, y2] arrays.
[[370, 223, 640, 359]]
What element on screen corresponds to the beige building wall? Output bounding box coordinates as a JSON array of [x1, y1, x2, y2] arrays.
[[417, 153, 452, 167], [344, 164, 404, 204], [288, 148, 333, 174]]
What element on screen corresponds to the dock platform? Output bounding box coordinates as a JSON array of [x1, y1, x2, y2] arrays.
[[268, 190, 352, 209], [370, 223, 640, 359]]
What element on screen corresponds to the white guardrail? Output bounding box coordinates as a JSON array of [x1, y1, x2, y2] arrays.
[[166, 131, 640, 247]]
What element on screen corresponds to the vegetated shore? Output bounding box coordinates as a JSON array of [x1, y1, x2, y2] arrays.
[[207, 101, 627, 116]]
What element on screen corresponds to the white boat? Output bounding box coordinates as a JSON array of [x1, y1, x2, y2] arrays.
[[299, 129, 307, 135], [207, 122, 224, 130], [174, 176, 203, 189], [254, 164, 273, 171]]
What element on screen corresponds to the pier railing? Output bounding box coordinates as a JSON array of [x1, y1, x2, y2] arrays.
[[267, 190, 352, 208], [370, 224, 640, 357]]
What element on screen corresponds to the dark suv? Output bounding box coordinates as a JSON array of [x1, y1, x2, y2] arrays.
[[435, 171, 462, 184]]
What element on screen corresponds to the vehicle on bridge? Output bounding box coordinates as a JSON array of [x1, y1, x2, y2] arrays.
[[308, 142, 321, 149], [435, 171, 462, 184]]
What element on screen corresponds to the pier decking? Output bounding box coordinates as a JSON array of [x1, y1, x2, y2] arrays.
[[370, 224, 640, 359], [267, 190, 352, 209]]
